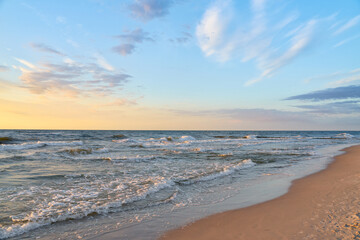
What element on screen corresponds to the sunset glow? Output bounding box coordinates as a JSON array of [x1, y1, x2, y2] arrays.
[[1, 0, 359, 130]]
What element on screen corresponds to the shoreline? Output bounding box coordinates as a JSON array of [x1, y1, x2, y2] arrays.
[[160, 145, 360, 240]]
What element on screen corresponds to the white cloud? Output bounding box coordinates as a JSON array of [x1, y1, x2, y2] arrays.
[[14, 58, 37, 69], [30, 43, 65, 56], [304, 67, 360, 86], [196, 0, 233, 60], [112, 28, 153, 56], [333, 14, 360, 35], [196, 0, 339, 86], [245, 19, 317, 86], [0, 65, 9, 72], [112, 44, 136, 56], [56, 16, 67, 24], [66, 39, 79, 48], [95, 54, 114, 72], [14, 58, 130, 97], [329, 74, 360, 87], [333, 34, 360, 48], [129, 0, 174, 22]]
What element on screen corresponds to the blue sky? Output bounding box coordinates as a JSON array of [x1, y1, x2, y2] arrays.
[[0, 0, 359, 130]]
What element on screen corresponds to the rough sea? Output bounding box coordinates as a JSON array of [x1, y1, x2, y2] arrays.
[[0, 130, 359, 239]]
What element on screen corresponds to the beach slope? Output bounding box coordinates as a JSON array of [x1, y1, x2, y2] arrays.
[[161, 145, 360, 240]]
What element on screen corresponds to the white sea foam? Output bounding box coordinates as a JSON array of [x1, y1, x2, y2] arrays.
[[112, 155, 158, 163], [0, 142, 46, 151], [333, 133, 354, 139], [0, 141, 83, 151], [94, 147, 109, 153], [112, 138, 139, 144], [1, 130, 358, 239], [0, 177, 176, 239], [177, 136, 196, 142], [121, 180, 175, 205], [0, 221, 44, 239], [177, 159, 256, 185], [113, 136, 196, 147], [0, 159, 255, 239], [41, 141, 83, 146]]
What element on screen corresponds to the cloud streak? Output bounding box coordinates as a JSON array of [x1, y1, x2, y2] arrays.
[[112, 44, 136, 56], [15, 58, 131, 97], [129, 0, 174, 22], [333, 34, 360, 48], [0, 65, 9, 72], [246, 19, 317, 85], [196, 0, 338, 85], [30, 43, 65, 56], [112, 28, 153, 56], [115, 28, 153, 43], [295, 100, 360, 115], [196, 0, 233, 60], [285, 85, 360, 101], [334, 14, 360, 35], [170, 31, 192, 44]]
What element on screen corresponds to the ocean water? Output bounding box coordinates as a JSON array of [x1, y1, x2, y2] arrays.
[[0, 130, 359, 239]]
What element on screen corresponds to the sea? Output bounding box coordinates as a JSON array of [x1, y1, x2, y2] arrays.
[[0, 130, 359, 239]]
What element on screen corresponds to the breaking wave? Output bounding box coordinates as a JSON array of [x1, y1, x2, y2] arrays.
[[0, 141, 83, 151], [176, 159, 256, 185]]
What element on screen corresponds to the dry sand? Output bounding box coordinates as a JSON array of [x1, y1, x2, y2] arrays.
[[160, 145, 360, 240]]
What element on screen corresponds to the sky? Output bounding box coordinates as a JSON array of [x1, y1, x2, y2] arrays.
[[0, 0, 359, 130]]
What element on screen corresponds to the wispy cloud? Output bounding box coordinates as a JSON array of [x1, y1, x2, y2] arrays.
[[168, 107, 319, 130], [56, 16, 66, 24], [303, 67, 360, 86], [333, 34, 360, 48], [168, 101, 360, 129], [295, 100, 360, 115], [115, 28, 154, 43], [30, 43, 65, 56], [171, 107, 309, 122], [196, 0, 233, 60], [246, 19, 317, 85], [66, 39, 79, 48], [95, 97, 139, 108], [129, 0, 174, 22], [333, 14, 360, 35], [0, 65, 9, 72], [14, 58, 131, 97], [170, 31, 192, 44], [196, 0, 336, 85], [304, 71, 343, 83], [112, 28, 153, 56], [112, 44, 136, 56], [285, 85, 360, 101], [329, 74, 360, 87], [95, 54, 114, 71], [14, 58, 37, 69]]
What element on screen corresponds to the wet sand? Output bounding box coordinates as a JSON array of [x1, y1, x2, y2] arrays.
[[161, 145, 360, 240]]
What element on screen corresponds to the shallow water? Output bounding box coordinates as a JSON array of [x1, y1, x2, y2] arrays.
[[0, 130, 359, 239]]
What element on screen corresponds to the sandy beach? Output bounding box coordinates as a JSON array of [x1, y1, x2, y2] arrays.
[[161, 145, 360, 240]]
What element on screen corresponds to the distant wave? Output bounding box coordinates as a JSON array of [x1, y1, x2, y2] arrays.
[[314, 133, 355, 140], [0, 142, 46, 151], [64, 147, 108, 156], [0, 141, 83, 151], [112, 135, 196, 147], [213, 135, 256, 139], [42, 141, 83, 146], [110, 155, 158, 163], [176, 159, 256, 185]]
